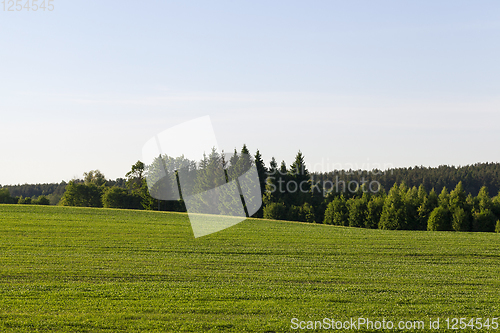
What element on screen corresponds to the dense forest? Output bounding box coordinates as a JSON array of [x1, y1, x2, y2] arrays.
[[1, 146, 500, 233], [313, 163, 500, 197]]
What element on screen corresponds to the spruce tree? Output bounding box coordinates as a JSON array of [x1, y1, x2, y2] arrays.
[[416, 185, 431, 230], [262, 157, 279, 206], [450, 182, 471, 231], [404, 186, 420, 230], [379, 183, 405, 230], [254, 150, 267, 197], [288, 151, 310, 207], [429, 187, 452, 230], [473, 186, 496, 232]]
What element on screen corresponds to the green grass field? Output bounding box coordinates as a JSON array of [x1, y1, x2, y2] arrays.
[[0, 204, 499, 332]]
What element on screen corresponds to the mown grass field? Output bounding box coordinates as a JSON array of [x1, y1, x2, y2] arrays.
[[0, 204, 499, 332]]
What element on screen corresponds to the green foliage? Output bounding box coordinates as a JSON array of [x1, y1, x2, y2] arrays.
[[1, 182, 67, 205], [418, 188, 438, 227], [262, 157, 278, 206], [404, 186, 420, 230], [495, 220, 500, 233], [472, 209, 496, 232], [449, 182, 471, 231], [253, 149, 267, 218], [323, 195, 348, 226], [83, 170, 107, 187], [452, 207, 470, 232], [8, 147, 500, 233], [16, 195, 50, 205], [0, 188, 15, 204], [427, 206, 452, 231], [492, 192, 500, 217], [126, 161, 146, 194], [449, 181, 467, 210], [379, 183, 406, 230], [477, 186, 492, 212], [233, 145, 260, 217], [286, 205, 302, 222], [17, 196, 32, 204], [263, 202, 287, 220], [59, 181, 103, 208], [347, 196, 366, 228], [302, 202, 315, 223], [102, 186, 141, 209], [314, 162, 500, 197], [285, 203, 315, 223], [32, 195, 50, 205], [438, 186, 450, 209], [366, 195, 384, 229]]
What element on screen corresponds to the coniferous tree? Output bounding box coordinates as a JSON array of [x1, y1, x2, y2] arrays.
[[231, 145, 259, 217], [404, 186, 420, 230], [427, 187, 453, 231], [491, 191, 500, 218], [379, 183, 405, 230], [438, 187, 450, 209], [472, 186, 496, 232], [274, 160, 289, 205], [288, 151, 310, 207], [449, 182, 471, 231], [253, 149, 267, 218], [452, 207, 469, 232], [416, 185, 434, 230], [263, 157, 279, 206]]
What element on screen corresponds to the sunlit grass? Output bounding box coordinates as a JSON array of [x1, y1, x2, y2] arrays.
[[0, 204, 499, 332]]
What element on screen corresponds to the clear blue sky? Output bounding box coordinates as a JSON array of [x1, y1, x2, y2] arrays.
[[1, 1, 499, 185]]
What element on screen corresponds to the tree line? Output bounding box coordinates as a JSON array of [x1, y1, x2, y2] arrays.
[[1, 147, 500, 232], [322, 182, 500, 233]]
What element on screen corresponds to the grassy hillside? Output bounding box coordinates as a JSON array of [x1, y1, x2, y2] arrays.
[[0, 205, 499, 332]]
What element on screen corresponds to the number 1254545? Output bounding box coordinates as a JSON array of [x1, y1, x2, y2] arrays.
[[2, 0, 54, 11]]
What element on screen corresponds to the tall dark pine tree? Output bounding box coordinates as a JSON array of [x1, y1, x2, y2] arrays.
[[253, 149, 267, 218], [263, 157, 279, 206], [287, 151, 310, 207], [254, 150, 267, 197]]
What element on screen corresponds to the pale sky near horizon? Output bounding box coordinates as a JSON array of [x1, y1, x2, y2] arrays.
[[1, 1, 499, 185]]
